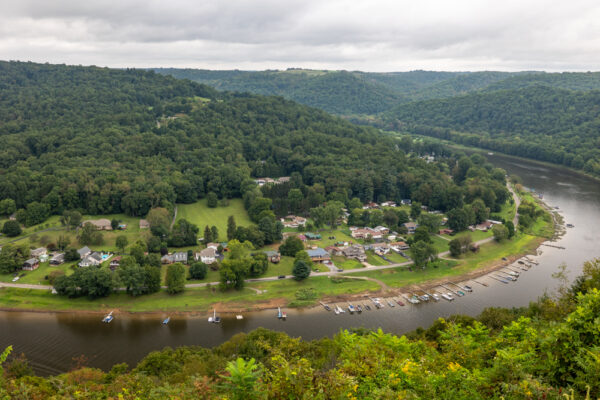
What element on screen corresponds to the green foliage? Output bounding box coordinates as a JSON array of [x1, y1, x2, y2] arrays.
[[417, 213, 442, 233], [78, 222, 103, 246], [292, 259, 311, 281], [227, 215, 237, 241], [1, 219, 21, 237], [492, 224, 509, 242], [279, 236, 304, 257], [220, 358, 262, 400], [206, 192, 218, 208], [54, 267, 114, 299], [189, 262, 208, 280], [410, 240, 437, 268], [165, 263, 186, 294], [248, 253, 268, 278], [115, 235, 129, 253], [219, 258, 249, 290], [168, 219, 198, 247], [0, 199, 16, 216], [413, 226, 432, 243], [0, 243, 30, 274]]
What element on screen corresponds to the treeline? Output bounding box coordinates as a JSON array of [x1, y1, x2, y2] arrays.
[[3, 258, 600, 399], [385, 85, 600, 176]]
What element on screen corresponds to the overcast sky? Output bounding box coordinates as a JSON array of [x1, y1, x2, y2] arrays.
[[2, 0, 600, 71]]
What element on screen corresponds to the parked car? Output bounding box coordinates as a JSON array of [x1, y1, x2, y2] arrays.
[[278, 275, 286, 279], [337, 269, 343, 272]]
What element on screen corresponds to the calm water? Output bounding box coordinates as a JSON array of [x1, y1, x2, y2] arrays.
[[1, 153, 599, 375]]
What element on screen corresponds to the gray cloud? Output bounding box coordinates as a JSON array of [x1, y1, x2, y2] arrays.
[[1, 0, 599, 71]]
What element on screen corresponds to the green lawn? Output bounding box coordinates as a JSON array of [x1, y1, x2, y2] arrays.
[[305, 228, 357, 248], [365, 251, 389, 266], [440, 229, 492, 242], [331, 256, 363, 270], [176, 199, 252, 242], [0, 261, 77, 284], [386, 252, 409, 264], [431, 235, 450, 253]]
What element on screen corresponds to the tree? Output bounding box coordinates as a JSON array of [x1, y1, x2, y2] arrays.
[[60, 210, 82, 230], [505, 220, 515, 238], [413, 226, 432, 244], [116, 235, 129, 253], [248, 253, 268, 277], [64, 248, 80, 262], [0, 244, 29, 274], [118, 257, 147, 296], [287, 189, 304, 214], [206, 192, 218, 208], [146, 236, 162, 253], [248, 197, 272, 223], [24, 202, 50, 227], [0, 199, 16, 217], [279, 236, 304, 257], [168, 219, 198, 247], [447, 208, 470, 232], [203, 225, 213, 244], [448, 239, 462, 257], [471, 198, 489, 224], [166, 263, 186, 294], [129, 242, 147, 265], [111, 219, 120, 230], [410, 202, 422, 220], [147, 208, 171, 237], [418, 213, 443, 233], [227, 215, 237, 240], [492, 224, 509, 242], [383, 209, 399, 228], [292, 260, 311, 281], [1, 220, 21, 237], [220, 358, 262, 400], [57, 234, 70, 250], [220, 258, 249, 290], [258, 216, 281, 244], [410, 240, 437, 269], [189, 262, 208, 280], [211, 225, 219, 242], [47, 270, 65, 285], [144, 265, 161, 294], [79, 222, 103, 246]]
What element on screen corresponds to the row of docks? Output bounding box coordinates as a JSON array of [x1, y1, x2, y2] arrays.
[[321, 257, 538, 314]]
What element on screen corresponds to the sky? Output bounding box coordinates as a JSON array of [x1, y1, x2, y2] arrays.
[[2, 0, 600, 72]]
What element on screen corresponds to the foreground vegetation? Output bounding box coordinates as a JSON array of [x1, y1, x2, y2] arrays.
[[3, 259, 600, 399]]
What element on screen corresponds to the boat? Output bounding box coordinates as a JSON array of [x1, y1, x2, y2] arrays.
[[408, 295, 420, 304], [387, 299, 395, 307], [396, 298, 405, 306], [277, 307, 283, 319], [566, 223, 574, 228], [334, 306, 340, 315], [236, 315, 243, 320], [320, 302, 331, 311], [432, 293, 441, 301], [371, 298, 383, 308], [356, 304, 363, 313], [441, 293, 454, 301], [491, 275, 509, 284], [418, 294, 430, 302], [281, 311, 287, 320], [364, 303, 371, 311], [463, 285, 473, 292], [102, 311, 114, 323], [456, 290, 465, 297], [162, 317, 170, 325], [335, 305, 345, 314], [347, 304, 355, 314], [208, 309, 221, 323]]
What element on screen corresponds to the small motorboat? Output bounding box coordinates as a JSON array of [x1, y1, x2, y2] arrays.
[[347, 304, 355, 314], [432, 293, 441, 301], [236, 315, 243, 320], [102, 311, 114, 323], [396, 298, 405, 306], [463, 285, 473, 292], [162, 317, 170, 325], [208, 309, 221, 323], [442, 293, 454, 301], [387, 300, 395, 307], [356, 304, 363, 313], [364, 303, 371, 311]]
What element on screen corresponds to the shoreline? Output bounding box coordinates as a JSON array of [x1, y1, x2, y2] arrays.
[[0, 185, 560, 317]]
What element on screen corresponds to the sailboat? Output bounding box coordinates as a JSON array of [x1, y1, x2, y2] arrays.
[[162, 316, 170, 325], [102, 311, 114, 323], [208, 309, 221, 323]]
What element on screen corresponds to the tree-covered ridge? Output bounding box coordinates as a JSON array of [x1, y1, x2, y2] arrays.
[[485, 71, 600, 92], [3, 259, 600, 399], [385, 85, 600, 175], [0, 61, 454, 220], [154, 68, 405, 114]]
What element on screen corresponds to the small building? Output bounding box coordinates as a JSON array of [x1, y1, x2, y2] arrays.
[[23, 258, 40, 271], [139, 219, 150, 229], [297, 234, 307, 242], [341, 245, 366, 262], [49, 253, 65, 265], [476, 221, 494, 231], [77, 246, 92, 259], [306, 248, 330, 263], [304, 232, 322, 240], [197, 248, 217, 264], [79, 252, 103, 267], [373, 226, 390, 235], [403, 222, 418, 234], [109, 256, 122, 271], [351, 228, 383, 241], [325, 246, 343, 256], [401, 199, 412, 205], [8, 212, 16, 221], [206, 242, 220, 250], [439, 228, 454, 235], [281, 215, 307, 228], [31, 247, 47, 258], [390, 241, 410, 252], [381, 201, 397, 207], [264, 250, 281, 263], [82, 219, 112, 230], [118, 223, 127, 230], [369, 243, 391, 255], [162, 252, 188, 264]]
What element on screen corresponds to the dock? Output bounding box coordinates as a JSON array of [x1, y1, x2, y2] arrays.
[[489, 275, 509, 284], [541, 243, 565, 250]]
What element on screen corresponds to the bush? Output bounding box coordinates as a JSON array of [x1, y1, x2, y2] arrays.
[[1, 220, 22, 237], [292, 260, 311, 281], [189, 262, 208, 280]]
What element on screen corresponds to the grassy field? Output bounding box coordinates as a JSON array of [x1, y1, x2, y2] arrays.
[[365, 251, 389, 266], [331, 256, 363, 270], [0, 276, 379, 312], [385, 252, 409, 264], [440, 229, 492, 242], [176, 199, 252, 242]]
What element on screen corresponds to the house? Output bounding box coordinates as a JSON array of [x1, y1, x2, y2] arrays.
[[341, 245, 366, 262], [325, 246, 343, 256], [139, 219, 150, 229], [162, 252, 188, 264], [381, 201, 397, 207], [305, 232, 322, 240], [369, 243, 391, 255], [297, 234, 307, 242], [351, 228, 383, 241], [9, 212, 16, 221], [306, 248, 330, 263], [77, 246, 92, 259], [206, 242, 220, 250], [23, 258, 39, 271], [401, 199, 412, 205], [389, 241, 410, 251], [197, 248, 217, 264], [439, 228, 454, 235], [82, 219, 112, 230], [476, 221, 494, 231], [264, 250, 281, 263], [373, 226, 390, 235], [362, 202, 379, 210], [79, 252, 103, 267], [49, 253, 65, 265], [403, 222, 418, 234], [254, 177, 290, 187], [281, 215, 307, 228], [109, 256, 122, 271], [31, 247, 47, 258]]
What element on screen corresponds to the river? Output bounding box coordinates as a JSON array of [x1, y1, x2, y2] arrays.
[[1, 153, 599, 375]]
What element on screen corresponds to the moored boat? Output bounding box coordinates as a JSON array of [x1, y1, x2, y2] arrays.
[[162, 317, 170, 325], [102, 311, 114, 323], [442, 293, 454, 301]]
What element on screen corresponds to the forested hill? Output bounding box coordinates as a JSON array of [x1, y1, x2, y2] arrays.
[[153, 69, 405, 115], [0, 61, 451, 219], [385, 85, 600, 175]]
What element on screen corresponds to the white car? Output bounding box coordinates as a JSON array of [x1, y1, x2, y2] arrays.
[[12, 276, 20, 282]]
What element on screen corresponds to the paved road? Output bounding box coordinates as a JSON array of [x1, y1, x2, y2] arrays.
[[508, 182, 520, 226]]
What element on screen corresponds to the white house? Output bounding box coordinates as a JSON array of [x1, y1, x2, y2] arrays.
[[197, 247, 218, 264]]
